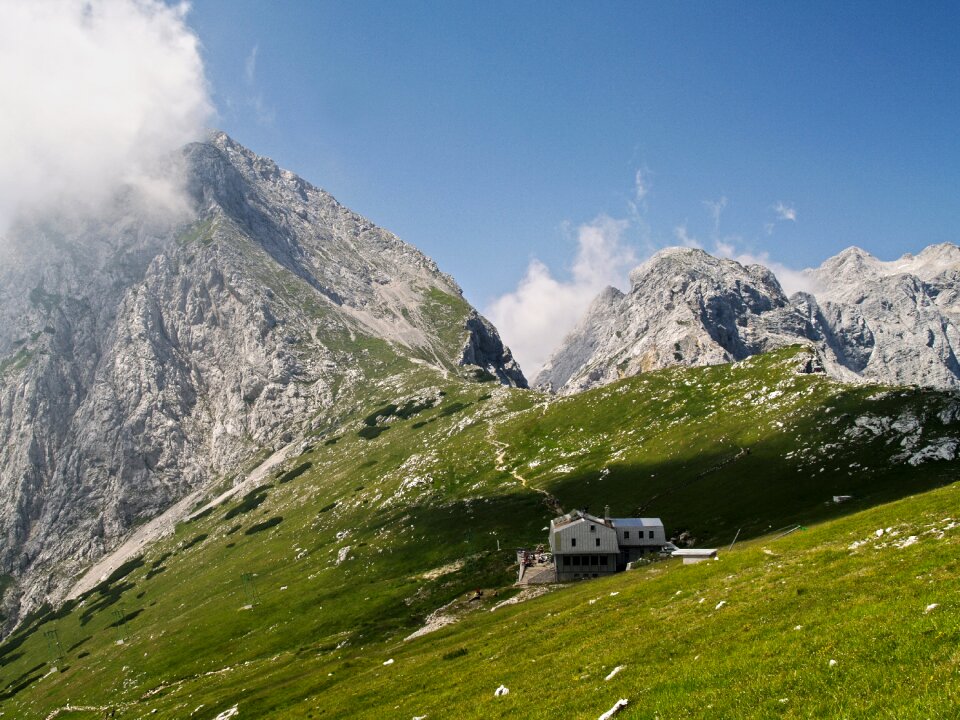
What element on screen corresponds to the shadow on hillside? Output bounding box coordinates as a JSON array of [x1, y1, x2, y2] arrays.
[[542, 419, 959, 547]]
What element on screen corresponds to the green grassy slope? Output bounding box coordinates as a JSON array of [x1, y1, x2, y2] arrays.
[[1, 346, 957, 718], [289, 478, 960, 719]]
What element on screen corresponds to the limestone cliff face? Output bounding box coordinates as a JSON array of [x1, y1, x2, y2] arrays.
[[803, 245, 960, 389], [535, 244, 960, 394], [0, 132, 524, 627], [535, 248, 808, 393]]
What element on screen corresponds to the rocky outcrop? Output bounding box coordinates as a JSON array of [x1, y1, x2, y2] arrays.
[[803, 245, 960, 389], [535, 248, 811, 393], [460, 311, 527, 387], [0, 132, 523, 628], [536, 244, 960, 394]]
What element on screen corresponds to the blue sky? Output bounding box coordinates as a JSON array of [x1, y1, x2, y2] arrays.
[[186, 1, 960, 371]]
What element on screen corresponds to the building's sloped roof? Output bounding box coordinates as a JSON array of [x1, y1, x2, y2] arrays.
[[610, 517, 663, 528], [550, 510, 610, 530]]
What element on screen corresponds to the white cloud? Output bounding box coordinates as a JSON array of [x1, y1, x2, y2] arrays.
[[0, 0, 212, 231], [242, 42, 274, 126], [711, 239, 815, 296], [703, 197, 727, 231], [673, 224, 702, 249], [245, 44, 259, 85], [486, 215, 636, 378], [773, 201, 797, 222], [634, 168, 649, 202]]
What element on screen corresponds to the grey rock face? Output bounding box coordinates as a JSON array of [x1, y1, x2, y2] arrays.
[[535, 248, 810, 393], [460, 311, 527, 387], [0, 132, 523, 628], [804, 245, 960, 389], [536, 244, 960, 394]]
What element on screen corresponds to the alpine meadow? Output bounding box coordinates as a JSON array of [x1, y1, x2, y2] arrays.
[[2, 2, 960, 719]]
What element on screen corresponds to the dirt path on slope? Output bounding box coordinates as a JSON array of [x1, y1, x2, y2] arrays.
[[486, 421, 562, 514]]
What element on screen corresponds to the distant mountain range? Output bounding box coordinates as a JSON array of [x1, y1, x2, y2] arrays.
[[535, 243, 960, 394], [1, 130, 957, 635], [2, 135, 960, 717]]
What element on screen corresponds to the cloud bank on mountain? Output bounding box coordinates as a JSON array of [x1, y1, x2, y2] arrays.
[[0, 0, 212, 232], [486, 215, 636, 377]]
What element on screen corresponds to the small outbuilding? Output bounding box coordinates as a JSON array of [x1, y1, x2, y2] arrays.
[[610, 516, 666, 564], [671, 548, 718, 564]]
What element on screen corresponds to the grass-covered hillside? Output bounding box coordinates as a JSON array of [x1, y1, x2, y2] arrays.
[[1, 346, 958, 718]]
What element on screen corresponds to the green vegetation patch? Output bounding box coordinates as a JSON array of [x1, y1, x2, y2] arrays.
[[357, 425, 389, 440], [180, 534, 208, 551], [277, 462, 312, 484], [437, 401, 471, 418], [189, 507, 214, 522], [244, 517, 284, 535], [0, 347, 32, 378], [5, 346, 960, 719], [223, 486, 272, 520]]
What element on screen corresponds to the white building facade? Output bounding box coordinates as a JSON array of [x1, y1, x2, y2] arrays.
[[549, 510, 667, 581]]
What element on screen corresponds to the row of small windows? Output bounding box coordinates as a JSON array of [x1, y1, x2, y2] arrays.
[[570, 537, 604, 547], [570, 529, 656, 547], [623, 530, 656, 539], [562, 555, 610, 567]]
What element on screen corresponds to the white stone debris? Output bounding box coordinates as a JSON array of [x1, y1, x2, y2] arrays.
[[715, 600, 727, 610], [383, 659, 394, 666], [336, 546, 351, 565], [925, 603, 939, 613], [213, 706, 239, 720], [489, 586, 552, 612], [829, 659, 837, 668], [494, 685, 509, 697], [605, 666, 624, 681], [598, 698, 629, 720]]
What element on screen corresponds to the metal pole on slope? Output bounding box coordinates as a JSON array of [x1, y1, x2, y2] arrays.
[[728, 528, 741, 552]]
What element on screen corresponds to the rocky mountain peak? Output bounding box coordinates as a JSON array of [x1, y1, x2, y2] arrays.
[[0, 132, 524, 627], [538, 242, 960, 395], [535, 246, 798, 393]]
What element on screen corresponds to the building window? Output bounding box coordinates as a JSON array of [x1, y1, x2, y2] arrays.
[[595, 538, 601, 547], [591, 556, 599, 566], [624, 531, 630, 539], [572, 555, 580, 565], [599, 556, 608, 566], [648, 530, 654, 539], [571, 538, 577, 547], [590, 524, 596, 532], [563, 556, 571, 566]]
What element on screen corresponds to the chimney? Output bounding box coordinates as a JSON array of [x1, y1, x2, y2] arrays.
[[604, 505, 610, 522]]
